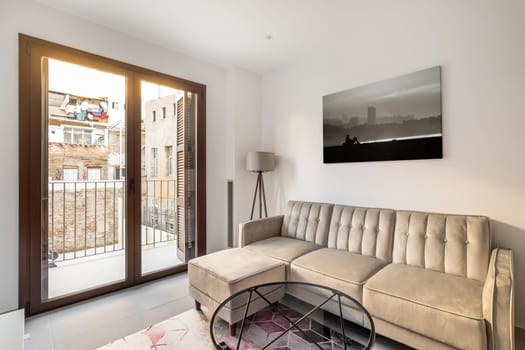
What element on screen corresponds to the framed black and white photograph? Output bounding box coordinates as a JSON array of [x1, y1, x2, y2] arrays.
[[323, 66, 442, 163]]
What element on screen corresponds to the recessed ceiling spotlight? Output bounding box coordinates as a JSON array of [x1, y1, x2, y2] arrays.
[[265, 35, 273, 40]]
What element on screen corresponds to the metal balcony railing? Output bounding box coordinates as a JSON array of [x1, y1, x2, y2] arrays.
[[142, 179, 177, 248], [47, 179, 177, 265]]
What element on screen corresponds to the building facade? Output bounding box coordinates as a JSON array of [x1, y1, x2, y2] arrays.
[[142, 93, 183, 234]]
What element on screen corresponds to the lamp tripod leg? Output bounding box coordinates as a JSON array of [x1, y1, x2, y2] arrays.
[[258, 172, 263, 219], [260, 173, 268, 217], [250, 174, 259, 220]]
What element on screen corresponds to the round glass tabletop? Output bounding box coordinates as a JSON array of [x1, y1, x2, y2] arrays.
[[210, 281, 375, 350]]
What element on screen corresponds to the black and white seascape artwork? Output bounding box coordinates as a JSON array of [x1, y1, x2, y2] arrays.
[[323, 66, 442, 163]]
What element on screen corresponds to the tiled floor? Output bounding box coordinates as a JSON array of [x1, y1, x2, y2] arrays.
[[25, 273, 524, 350], [25, 273, 193, 350]]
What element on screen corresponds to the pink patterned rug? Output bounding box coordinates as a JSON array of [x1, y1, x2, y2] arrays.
[[96, 309, 214, 350], [97, 304, 365, 349]]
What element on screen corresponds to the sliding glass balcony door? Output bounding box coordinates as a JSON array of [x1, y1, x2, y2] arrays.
[[139, 80, 196, 275], [44, 58, 128, 299], [19, 35, 206, 315]]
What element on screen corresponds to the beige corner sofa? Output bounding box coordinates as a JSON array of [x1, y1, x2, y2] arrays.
[[190, 200, 514, 349]]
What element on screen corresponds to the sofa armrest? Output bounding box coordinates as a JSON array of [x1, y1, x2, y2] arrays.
[[238, 215, 284, 247], [483, 248, 515, 350]]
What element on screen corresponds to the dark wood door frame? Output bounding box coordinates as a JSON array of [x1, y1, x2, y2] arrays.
[[18, 34, 206, 315]]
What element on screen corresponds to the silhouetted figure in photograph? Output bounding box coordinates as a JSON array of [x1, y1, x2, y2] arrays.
[[343, 134, 360, 146]]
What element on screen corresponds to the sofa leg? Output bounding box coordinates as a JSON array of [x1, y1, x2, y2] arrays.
[[230, 323, 236, 337], [195, 300, 201, 311]]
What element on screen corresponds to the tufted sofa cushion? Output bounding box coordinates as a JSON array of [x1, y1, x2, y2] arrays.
[[392, 210, 491, 282], [244, 236, 323, 264], [290, 248, 388, 302], [327, 205, 396, 262], [364, 263, 486, 349], [281, 201, 333, 245]]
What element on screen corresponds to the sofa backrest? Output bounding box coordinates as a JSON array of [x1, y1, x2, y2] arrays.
[[392, 210, 491, 282], [281, 201, 333, 246], [327, 205, 396, 262]]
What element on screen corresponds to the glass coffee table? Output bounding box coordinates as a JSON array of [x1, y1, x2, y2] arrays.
[[210, 281, 375, 350]]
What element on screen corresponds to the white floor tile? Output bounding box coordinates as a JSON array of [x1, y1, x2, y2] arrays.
[[24, 314, 53, 350], [143, 295, 194, 324]]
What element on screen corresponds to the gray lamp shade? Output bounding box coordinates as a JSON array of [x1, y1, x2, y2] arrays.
[[246, 152, 275, 172]]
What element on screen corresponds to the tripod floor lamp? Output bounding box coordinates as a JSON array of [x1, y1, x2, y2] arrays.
[[247, 152, 275, 220]]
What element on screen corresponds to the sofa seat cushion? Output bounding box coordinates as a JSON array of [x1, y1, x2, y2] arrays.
[[363, 264, 486, 350], [290, 248, 388, 302], [244, 236, 323, 263]]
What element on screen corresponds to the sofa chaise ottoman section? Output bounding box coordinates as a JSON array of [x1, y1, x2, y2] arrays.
[[289, 248, 388, 303], [188, 248, 285, 332], [363, 264, 486, 350]]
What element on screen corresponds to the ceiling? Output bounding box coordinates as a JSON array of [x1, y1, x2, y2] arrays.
[[34, 0, 374, 73]]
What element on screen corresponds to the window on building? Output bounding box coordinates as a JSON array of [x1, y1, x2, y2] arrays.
[[152, 110, 156, 122], [115, 167, 126, 179], [87, 167, 102, 180], [64, 127, 89, 145], [166, 146, 173, 177], [150, 148, 158, 177], [173, 103, 176, 118], [63, 167, 78, 181], [162, 107, 166, 119], [93, 130, 105, 146], [63, 126, 104, 146]]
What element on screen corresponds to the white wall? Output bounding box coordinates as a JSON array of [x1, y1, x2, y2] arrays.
[[0, 0, 235, 312], [261, 1, 525, 327], [225, 67, 262, 247]]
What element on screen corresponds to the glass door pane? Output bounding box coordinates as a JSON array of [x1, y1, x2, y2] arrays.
[[44, 58, 127, 299], [140, 81, 188, 275]]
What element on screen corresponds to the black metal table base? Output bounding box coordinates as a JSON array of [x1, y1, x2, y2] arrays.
[[211, 281, 375, 350]]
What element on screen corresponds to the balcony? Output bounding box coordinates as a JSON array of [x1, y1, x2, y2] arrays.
[[46, 180, 182, 299]]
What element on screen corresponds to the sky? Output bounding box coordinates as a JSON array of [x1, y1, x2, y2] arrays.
[[323, 66, 441, 126], [48, 59, 126, 101], [48, 58, 182, 126]]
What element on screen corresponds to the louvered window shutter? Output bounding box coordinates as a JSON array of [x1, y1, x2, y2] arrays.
[[175, 93, 196, 262]]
